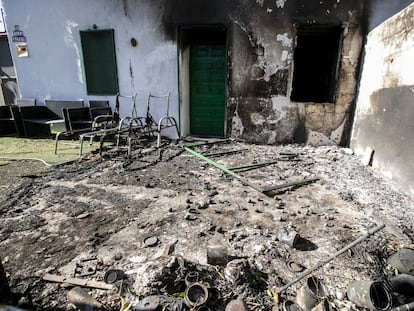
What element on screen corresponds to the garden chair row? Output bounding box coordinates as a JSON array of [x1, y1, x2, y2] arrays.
[[95, 92, 180, 157]]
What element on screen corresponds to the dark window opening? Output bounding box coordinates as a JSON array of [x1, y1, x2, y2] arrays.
[[80, 29, 119, 95], [291, 25, 342, 103]]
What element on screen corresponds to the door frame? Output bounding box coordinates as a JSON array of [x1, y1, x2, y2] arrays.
[[178, 25, 228, 138]]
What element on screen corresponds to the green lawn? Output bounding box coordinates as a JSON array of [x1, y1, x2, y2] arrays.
[[0, 137, 101, 166]]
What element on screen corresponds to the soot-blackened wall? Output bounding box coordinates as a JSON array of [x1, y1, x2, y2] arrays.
[[4, 0, 366, 144], [351, 2, 414, 196], [164, 0, 365, 144]]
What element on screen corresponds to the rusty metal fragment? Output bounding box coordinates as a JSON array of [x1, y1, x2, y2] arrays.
[[42, 273, 114, 290]]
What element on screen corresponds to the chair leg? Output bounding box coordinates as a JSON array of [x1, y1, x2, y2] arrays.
[[79, 135, 85, 156], [54, 132, 63, 154], [172, 120, 180, 139], [157, 132, 162, 148], [157, 122, 163, 148], [99, 135, 105, 155], [127, 136, 132, 158]]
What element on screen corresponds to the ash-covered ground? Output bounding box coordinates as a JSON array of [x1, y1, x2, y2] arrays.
[[0, 140, 413, 311]]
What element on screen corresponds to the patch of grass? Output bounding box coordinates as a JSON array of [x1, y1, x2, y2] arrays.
[[0, 137, 101, 166]]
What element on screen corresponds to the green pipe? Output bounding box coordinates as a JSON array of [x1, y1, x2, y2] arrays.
[[183, 146, 264, 192]]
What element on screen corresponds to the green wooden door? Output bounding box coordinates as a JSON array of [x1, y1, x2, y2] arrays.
[[190, 44, 226, 137]]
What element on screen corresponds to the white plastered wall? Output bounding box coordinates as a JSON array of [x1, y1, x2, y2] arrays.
[[2, 0, 179, 127]]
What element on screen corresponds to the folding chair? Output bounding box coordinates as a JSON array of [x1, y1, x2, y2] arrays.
[[144, 92, 180, 147]]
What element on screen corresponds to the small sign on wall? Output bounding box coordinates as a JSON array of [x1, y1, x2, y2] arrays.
[[12, 25, 29, 57], [12, 25, 27, 42]]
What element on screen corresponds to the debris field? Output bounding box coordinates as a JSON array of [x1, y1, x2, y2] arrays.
[[0, 140, 414, 311]]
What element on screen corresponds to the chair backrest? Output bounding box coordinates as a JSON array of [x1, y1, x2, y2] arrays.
[[45, 99, 84, 118], [0, 106, 12, 118], [19, 106, 59, 119], [89, 100, 109, 108], [116, 93, 137, 118], [66, 107, 92, 131], [90, 107, 113, 119], [89, 100, 112, 119], [16, 99, 36, 107], [146, 93, 171, 126]]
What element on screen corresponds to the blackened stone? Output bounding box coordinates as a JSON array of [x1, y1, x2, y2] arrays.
[[0, 258, 11, 304]]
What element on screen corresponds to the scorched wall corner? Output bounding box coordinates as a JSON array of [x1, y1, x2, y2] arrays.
[[351, 2, 414, 197]]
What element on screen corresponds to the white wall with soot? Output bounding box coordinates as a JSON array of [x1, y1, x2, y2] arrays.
[[2, 0, 179, 122]]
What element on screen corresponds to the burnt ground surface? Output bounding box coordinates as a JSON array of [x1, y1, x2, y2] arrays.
[[1, 139, 414, 311]]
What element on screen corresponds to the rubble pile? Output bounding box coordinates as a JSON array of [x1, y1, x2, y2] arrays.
[[0, 141, 413, 310]]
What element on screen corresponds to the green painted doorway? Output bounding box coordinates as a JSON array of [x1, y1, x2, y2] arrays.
[[188, 29, 226, 137]]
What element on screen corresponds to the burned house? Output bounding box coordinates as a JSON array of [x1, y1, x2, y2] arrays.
[[1, 0, 413, 195], [1, 2, 414, 310]]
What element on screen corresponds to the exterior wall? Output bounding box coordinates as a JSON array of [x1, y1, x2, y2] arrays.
[[3, 0, 366, 142], [226, 1, 364, 145], [351, 3, 414, 196], [166, 0, 366, 144], [2, 0, 179, 120]]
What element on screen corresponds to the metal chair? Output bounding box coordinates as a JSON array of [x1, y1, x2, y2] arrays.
[[89, 94, 146, 157], [88, 100, 118, 132], [78, 101, 120, 155], [54, 107, 93, 154], [144, 92, 180, 147], [114, 93, 146, 150], [45, 99, 84, 119], [66, 107, 92, 131], [89, 100, 113, 122]]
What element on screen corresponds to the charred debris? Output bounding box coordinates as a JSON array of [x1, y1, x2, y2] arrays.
[[0, 139, 414, 310]]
